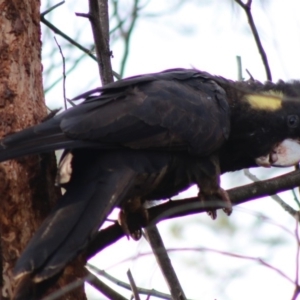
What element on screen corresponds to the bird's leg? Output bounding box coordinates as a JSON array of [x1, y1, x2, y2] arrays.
[[194, 155, 232, 219], [198, 182, 232, 219], [118, 197, 149, 241]]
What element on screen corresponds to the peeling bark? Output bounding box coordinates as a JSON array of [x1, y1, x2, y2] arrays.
[[0, 1, 86, 299]]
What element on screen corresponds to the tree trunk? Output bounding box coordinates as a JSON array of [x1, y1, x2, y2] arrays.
[[0, 1, 86, 299]]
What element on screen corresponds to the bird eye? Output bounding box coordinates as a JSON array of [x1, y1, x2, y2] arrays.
[[287, 115, 299, 128]]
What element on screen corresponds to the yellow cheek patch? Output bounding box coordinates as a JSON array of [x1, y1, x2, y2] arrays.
[[245, 92, 283, 111]]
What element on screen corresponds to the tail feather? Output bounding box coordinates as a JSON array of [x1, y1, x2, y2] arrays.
[[14, 160, 136, 281], [0, 134, 69, 162], [0, 119, 65, 162], [2, 118, 60, 145], [0, 122, 116, 163]]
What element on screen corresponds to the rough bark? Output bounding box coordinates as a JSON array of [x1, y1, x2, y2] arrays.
[[0, 1, 86, 299]]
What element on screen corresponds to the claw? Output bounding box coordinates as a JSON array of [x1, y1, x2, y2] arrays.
[[199, 188, 232, 220], [118, 198, 149, 240], [218, 188, 232, 216], [207, 209, 217, 220], [118, 210, 131, 240]]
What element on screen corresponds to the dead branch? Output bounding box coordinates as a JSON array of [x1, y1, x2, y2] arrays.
[[235, 0, 272, 80], [86, 169, 300, 259], [86, 0, 114, 84], [144, 226, 187, 300]]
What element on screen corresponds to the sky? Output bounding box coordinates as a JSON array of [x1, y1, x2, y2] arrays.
[[40, 1, 300, 299]]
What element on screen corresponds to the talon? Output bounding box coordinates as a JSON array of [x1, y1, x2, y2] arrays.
[[118, 198, 149, 241], [199, 188, 232, 220], [219, 188, 232, 216], [198, 193, 218, 220], [207, 210, 217, 220], [118, 210, 131, 240]]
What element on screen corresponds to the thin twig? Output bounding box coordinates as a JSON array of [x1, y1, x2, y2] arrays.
[[291, 217, 300, 300], [234, 0, 272, 81], [86, 264, 174, 299], [245, 68, 254, 80], [42, 3, 121, 82], [43, 278, 85, 300], [113, 247, 295, 286], [144, 226, 187, 300], [42, 15, 113, 81], [294, 164, 300, 206], [127, 269, 141, 300], [53, 37, 67, 110], [75, 12, 90, 18], [41, 16, 98, 62], [236, 206, 294, 237], [42, 269, 125, 300], [66, 99, 76, 107], [112, 0, 139, 78], [236, 55, 243, 81], [41, 0, 65, 17], [244, 169, 298, 218], [110, 19, 126, 35], [44, 50, 87, 94], [86, 269, 127, 300], [295, 216, 299, 285], [291, 189, 300, 209]]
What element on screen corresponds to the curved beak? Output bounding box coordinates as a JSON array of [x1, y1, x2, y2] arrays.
[[255, 139, 300, 167]]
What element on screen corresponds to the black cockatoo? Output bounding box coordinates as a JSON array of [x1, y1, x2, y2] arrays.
[[1, 69, 300, 298]]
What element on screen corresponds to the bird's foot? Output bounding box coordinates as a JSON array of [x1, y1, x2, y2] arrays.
[[118, 202, 149, 241], [199, 188, 232, 220]]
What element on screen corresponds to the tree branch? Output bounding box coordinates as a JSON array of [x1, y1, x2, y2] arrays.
[[112, 0, 140, 78], [83, 2, 188, 293], [244, 169, 298, 218], [235, 0, 272, 81], [126, 269, 141, 300], [149, 169, 300, 223], [87, 0, 114, 84], [53, 37, 67, 110], [41, 14, 98, 63], [144, 226, 187, 300], [86, 169, 300, 259], [86, 269, 127, 300], [87, 264, 175, 299]]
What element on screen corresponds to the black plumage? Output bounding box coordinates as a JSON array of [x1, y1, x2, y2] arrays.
[[1, 69, 300, 298]]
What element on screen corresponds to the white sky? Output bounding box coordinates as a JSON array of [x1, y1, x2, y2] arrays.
[[40, 1, 300, 299]]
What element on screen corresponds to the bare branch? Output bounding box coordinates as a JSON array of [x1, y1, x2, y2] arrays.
[[235, 0, 272, 80], [53, 37, 67, 110], [112, 0, 140, 78], [41, 15, 98, 62], [144, 226, 187, 300], [294, 164, 300, 207], [127, 269, 141, 300], [87, 264, 174, 299], [291, 217, 300, 300], [41, 1, 65, 17], [86, 169, 300, 259], [236, 55, 243, 80], [86, 269, 127, 300], [43, 278, 85, 300], [149, 170, 300, 224], [42, 3, 121, 83], [244, 169, 298, 219], [246, 68, 255, 80], [115, 247, 296, 286], [45, 51, 85, 94], [87, 0, 114, 85]]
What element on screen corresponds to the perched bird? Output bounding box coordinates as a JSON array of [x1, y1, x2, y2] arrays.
[[1, 68, 300, 298]]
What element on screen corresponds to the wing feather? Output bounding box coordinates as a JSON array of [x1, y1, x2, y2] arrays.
[[0, 69, 230, 161]]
